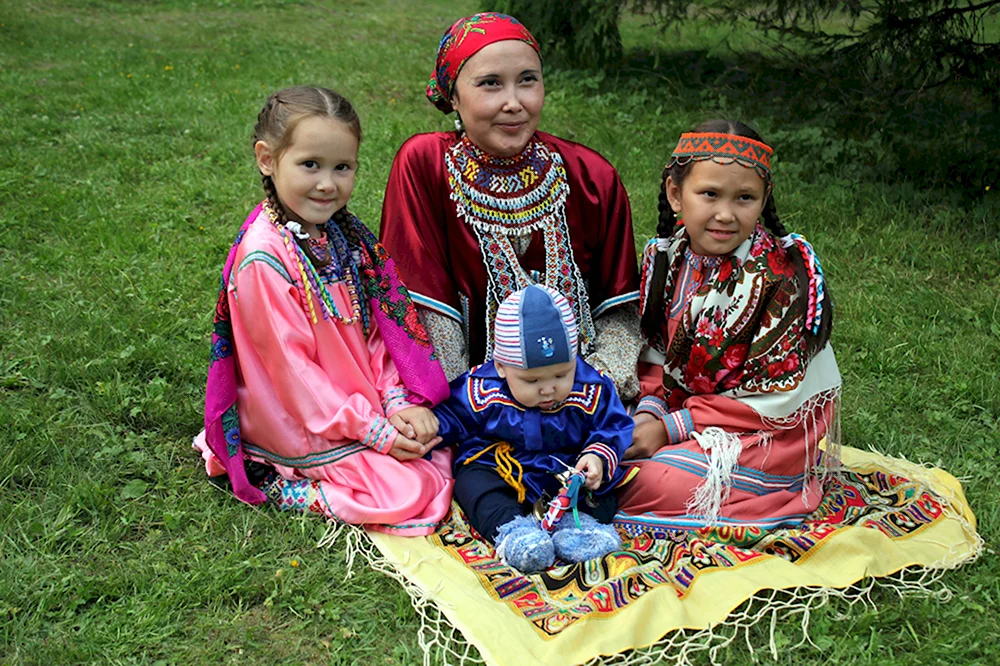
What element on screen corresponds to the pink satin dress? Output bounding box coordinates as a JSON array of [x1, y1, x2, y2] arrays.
[[196, 220, 453, 536]]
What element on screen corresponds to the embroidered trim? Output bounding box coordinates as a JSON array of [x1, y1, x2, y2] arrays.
[[663, 409, 694, 445], [466, 377, 602, 415], [361, 415, 395, 453], [668, 132, 773, 184], [243, 441, 366, 469], [581, 441, 619, 480], [615, 511, 811, 532], [635, 395, 670, 421], [650, 448, 805, 494], [238, 250, 296, 285], [381, 387, 412, 416]]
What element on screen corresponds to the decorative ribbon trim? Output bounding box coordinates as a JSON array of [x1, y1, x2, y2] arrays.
[[361, 415, 396, 454], [581, 441, 619, 481], [381, 387, 412, 417], [780, 233, 826, 335]]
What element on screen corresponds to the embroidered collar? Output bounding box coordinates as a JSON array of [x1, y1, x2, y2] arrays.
[[683, 247, 724, 273]]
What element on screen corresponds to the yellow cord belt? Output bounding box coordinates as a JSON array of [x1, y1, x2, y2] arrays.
[[463, 441, 527, 503]]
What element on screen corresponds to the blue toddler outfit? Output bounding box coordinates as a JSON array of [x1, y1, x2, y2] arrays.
[[432, 286, 633, 572]]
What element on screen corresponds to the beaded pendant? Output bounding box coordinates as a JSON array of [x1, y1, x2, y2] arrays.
[[445, 135, 596, 358]]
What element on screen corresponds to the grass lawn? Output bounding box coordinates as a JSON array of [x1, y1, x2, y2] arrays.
[[1, 1, 997, 664]]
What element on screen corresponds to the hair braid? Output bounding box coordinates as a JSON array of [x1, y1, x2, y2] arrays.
[[640, 165, 677, 343], [761, 195, 832, 355]]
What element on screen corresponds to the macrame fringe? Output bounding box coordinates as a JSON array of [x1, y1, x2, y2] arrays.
[[687, 427, 744, 524], [312, 443, 981, 666]]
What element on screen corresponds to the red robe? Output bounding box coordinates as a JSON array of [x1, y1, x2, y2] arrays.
[[379, 130, 639, 366]]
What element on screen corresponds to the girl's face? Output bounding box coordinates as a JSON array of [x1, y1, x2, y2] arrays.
[[254, 116, 359, 233], [666, 160, 768, 256], [451, 40, 544, 158]]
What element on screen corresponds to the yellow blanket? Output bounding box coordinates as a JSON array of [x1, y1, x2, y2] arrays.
[[367, 446, 979, 666]]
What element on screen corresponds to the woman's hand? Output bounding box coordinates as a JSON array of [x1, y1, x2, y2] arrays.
[[623, 419, 668, 460], [388, 431, 442, 461], [390, 406, 440, 444], [574, 453, 605, 490]]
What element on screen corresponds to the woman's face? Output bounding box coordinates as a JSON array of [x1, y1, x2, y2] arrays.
[[451, 40, 544, 157]]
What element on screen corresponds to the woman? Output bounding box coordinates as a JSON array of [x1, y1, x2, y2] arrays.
[[379, 13, 643, 397]]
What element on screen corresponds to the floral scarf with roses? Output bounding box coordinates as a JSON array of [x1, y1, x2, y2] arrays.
[[640, 222, 841, 424], [203, 202, 448, 505]]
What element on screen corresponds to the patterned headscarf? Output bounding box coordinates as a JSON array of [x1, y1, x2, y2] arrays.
[[426, 12, 540, 114]]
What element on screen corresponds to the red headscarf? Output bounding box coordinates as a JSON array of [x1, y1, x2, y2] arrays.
[[426, 12, 540, 114]]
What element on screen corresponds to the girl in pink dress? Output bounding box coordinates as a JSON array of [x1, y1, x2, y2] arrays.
[[196, 86, 453, 536], [617, 119, 841, 533]]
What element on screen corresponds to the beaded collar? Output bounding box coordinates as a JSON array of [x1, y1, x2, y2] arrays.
[[444, 134, 596, 360], [263, 200, 364, 328], [445, 134, 570, 234]]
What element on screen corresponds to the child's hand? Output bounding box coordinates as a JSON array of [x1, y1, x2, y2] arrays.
[[390, 406, 440, 445], [633, 412, 656, 426], [388, 431, 442, 461], [623, 420, 668, 460], [575, 453, 605, 490]]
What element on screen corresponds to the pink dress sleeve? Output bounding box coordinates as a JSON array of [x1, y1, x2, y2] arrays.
[[235, 259, 397, 451], [366, 325, 414, 418]]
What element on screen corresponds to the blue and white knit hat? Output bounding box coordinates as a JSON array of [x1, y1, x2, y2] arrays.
[[493, 285, 578, 369]]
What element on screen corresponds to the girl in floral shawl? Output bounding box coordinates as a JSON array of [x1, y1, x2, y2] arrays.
[[617, 119, 840, 531]]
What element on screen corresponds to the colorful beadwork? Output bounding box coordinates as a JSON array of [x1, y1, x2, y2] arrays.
[[264, 200, 363, 327], [668, 132, 773, 184], [445, 135, 597, 358]]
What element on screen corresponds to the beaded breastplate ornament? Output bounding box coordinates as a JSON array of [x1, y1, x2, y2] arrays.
[[445, 135, 596, 359], [263, 200, 365, 328]]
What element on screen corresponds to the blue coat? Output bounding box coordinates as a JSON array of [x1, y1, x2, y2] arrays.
[[434, 359, 633, 503]]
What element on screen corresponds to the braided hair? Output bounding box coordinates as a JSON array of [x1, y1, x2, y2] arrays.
[[641, 119, 833, 357], [251, 86, 362, 268]]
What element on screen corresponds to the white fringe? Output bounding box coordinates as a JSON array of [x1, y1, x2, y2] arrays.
[[687, 427, 744, 525]]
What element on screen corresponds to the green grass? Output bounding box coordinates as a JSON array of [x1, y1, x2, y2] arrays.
[[2, 1, 998, 664]]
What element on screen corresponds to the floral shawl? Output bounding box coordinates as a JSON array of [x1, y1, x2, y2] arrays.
[[640, 223, 841, 424], [203, 202, 449, 504]]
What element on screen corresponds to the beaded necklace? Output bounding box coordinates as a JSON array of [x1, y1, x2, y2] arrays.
[[264, 200, 363, 326], [445, 134, 596, 359]]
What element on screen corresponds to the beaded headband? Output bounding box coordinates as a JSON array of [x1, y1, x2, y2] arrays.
[[667, 132, 773, 183]]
